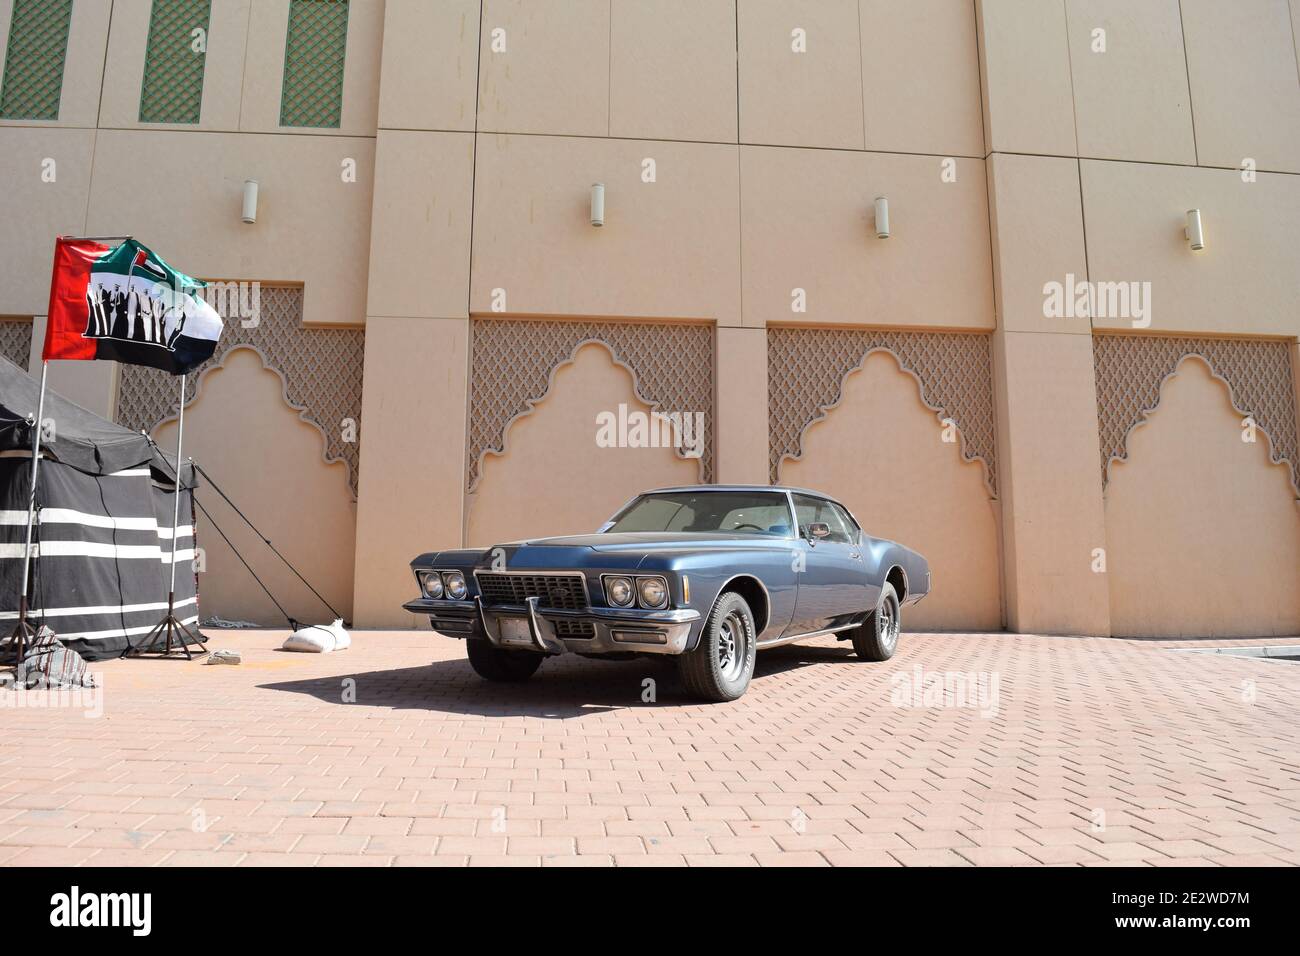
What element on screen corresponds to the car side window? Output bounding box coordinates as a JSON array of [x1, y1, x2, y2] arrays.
[[829, 503, 860, 542], [792, 494, 852, 544]]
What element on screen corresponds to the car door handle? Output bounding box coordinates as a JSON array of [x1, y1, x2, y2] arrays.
[[849, 551, 860, 560]]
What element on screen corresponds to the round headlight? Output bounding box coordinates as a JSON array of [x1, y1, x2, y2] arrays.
[[606, 576, 634, 607], [637, 577, 668, 609], [421, 572, 444, 599], [444, 572, 468, 600]]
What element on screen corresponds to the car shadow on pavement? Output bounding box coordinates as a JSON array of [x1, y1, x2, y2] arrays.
[[260, 655, 685, 719], [752, 641, 858, 674], [259, 643, 857, 717]]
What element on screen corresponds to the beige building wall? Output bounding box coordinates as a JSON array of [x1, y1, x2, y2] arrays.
[[1080, 161, 1300, 338], [351, 317, 470, 628], [740, 146, 993, 329], [468, 133, 742, 325], [2, 2, 1297, 638]]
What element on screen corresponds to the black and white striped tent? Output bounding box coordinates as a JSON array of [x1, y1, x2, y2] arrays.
[[0, 356, 199, 661]]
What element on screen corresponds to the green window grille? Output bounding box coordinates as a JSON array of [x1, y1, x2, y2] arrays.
[[0, 0, 73, 121], [139, 0, 212, 124], [279, 0, 348, 128]]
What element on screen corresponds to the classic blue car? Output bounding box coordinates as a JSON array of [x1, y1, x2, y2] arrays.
[[403, 486, 930, 701]]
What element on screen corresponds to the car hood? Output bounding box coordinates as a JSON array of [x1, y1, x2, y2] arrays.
[[513, 532, 788, 552]]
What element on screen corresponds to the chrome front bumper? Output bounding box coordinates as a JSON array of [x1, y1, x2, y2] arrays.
[[401, 595, 700, 656]]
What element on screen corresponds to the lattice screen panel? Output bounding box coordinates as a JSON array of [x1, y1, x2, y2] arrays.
[[279, 0, 349, 128], [768, 327, 997, 495], [0, 0, 72, 120], [139, 0, 211, 124], [469, 318, 714, 491], [1093, 333, 1298, 494], [115, 286, 365, 498], [0, 319, 33, 370]]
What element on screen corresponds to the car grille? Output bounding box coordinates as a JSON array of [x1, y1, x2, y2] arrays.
[[553, 620, 595, 639], [475, 573, 589, 611]]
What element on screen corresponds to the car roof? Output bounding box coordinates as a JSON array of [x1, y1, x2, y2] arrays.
[[643, 484, 830, 499]]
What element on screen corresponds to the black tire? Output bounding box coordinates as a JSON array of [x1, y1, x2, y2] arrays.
[[678, 591, 757, 702], [466, 638, 544, 682], [851, 582, 901, 662]]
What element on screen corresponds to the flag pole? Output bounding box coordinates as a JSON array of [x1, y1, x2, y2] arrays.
[[168, 374, 186, 598], [6, 360, 49, 665], [129, 372, 205, 659], [9, 235, 135, 666]]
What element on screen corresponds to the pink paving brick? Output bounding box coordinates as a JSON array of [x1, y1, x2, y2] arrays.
[[0, 628, 1297, 868]]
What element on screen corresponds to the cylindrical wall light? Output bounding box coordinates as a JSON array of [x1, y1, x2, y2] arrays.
[[1185, 208, 1204, 251], [241, 180, 259, 224], [590, 183, 605, 227], [874, 196, 890, 239]]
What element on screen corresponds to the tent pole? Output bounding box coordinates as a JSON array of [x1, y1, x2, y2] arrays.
[[6, 361, 49, 665]]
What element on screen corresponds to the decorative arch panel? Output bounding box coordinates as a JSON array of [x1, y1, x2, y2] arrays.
[[1093, 333, 1298, 495], [468, 318, 714, 491], [114, 286, 364, 498], [768, 327, 997, 495], [0, 318, 33, 370]]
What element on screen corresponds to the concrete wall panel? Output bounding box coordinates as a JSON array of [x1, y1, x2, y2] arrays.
[[977, 0, 1077, 156], [738, 0, 865, 150], [1181, 0, 1300, 173], [1081, 160, 1300, 337], [378, 0, 480, 132], [741, 147, 993, 329], [993, 329, 1110, 635], [352, 317, 469, 628], [470, 134, 742, 325], [477, 0, 610, 137], [1065, 0, 1196, 165], [987, 153, 1090, 335], [609, 0, 737, 143], [859, 0, 984, 157], [366, 130, 474, 319]]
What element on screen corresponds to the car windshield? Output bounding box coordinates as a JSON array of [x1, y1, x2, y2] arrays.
[[604, 491, 793, 536]]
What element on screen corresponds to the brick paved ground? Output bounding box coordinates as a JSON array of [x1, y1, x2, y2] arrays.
[[1, 628, 1297, 867]]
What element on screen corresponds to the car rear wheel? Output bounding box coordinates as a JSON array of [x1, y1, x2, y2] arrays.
[[678, 592, 757, 702], [851, 582, 901, 662], [466, 638, 544, 682]]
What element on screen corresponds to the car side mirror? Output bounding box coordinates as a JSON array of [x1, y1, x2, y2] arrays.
[[808, 522, 831, 540]]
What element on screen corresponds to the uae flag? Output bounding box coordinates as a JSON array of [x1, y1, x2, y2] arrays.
[[43, 237, 223, 375]]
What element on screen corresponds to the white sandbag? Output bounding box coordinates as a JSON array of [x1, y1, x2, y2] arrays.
[[281, 618, 350, 653], [327, 618, 351, 650]]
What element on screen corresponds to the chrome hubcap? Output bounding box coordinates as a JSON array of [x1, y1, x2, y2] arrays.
[[878, 597, 899, 651], [717, 611, 748, 681]]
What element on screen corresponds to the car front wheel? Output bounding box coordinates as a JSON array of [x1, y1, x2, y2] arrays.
[[466, 638, 544, 682], [851, 582, 901, 662], [678, 591, 757, 702]]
